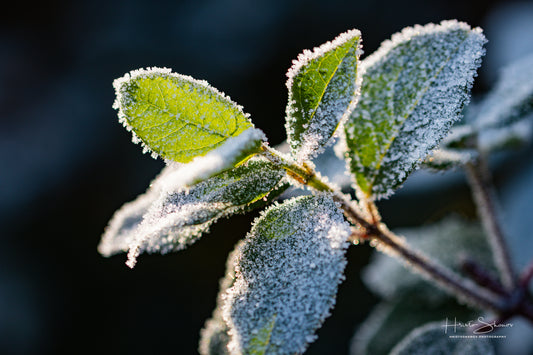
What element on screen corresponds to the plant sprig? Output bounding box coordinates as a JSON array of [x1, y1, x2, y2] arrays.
[[100, 20, 533, 354]]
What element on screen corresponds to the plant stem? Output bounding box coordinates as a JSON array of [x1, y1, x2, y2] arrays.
[[465, 157, 516, 290], [260, 145, 501, 312], [461, 258, 509, 296], [260, 145, 533, 323]]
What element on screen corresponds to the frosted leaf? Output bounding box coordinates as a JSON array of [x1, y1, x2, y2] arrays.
[[159, 127, 265, 188], [199, 241, 243, 355], [363, 216, 494, 301], [474, 53, 533, 130], [98, 158, 288, 268], [423, 148, 478, 170], [350, 294, 477, 355], [223, 194, 351, 354], [113, 67, 256, 163], [344, 20, 486, 199], [98, 163, 181, 257], [285, 29, 362, 162], [478, 116, 533, 153], [390, 322, 495, 355]]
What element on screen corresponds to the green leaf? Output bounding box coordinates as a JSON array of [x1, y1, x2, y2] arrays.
[[390, 322, 495, 355], [350, 292, 478, 355], [98, 158, 288, 268], [285, 29, 362, 161], [344, 20, 486, 199], [158, 127, 266, 187], [113, 67, 257, 162], [223, 194, 351, 354]]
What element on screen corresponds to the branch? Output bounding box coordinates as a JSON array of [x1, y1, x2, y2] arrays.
[[465, 157, 516, 290], [260, 144, 533, 323], [260, 145, 502, 312]]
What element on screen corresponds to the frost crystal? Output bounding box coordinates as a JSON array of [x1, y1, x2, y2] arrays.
[[285, 29, 362, 162], [344, 20, 486, 199], [223, 194, 351, 354], [98, 158, 287, 268], [113, 67, 255, 163]]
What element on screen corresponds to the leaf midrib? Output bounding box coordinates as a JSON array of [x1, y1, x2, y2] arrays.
[[366, 34, 469, 193], [133, 96, 232, 139], [296, 38, 356, 139]]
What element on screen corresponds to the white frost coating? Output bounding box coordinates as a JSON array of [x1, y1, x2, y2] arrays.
[[159, 127, 265, 191], [345, 20, 486, 199], [98, 164, 181, 256], [285, 29, 361, 90], [112, 66, 254, 161], [474, 53, 533, 130], [98, 157, 286, 267], [223, 194, 351, 355], [124, 158, 286, 268], [285, 29, 362, 162]]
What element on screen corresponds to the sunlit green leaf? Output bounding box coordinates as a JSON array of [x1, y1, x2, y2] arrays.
[[286, 29, 361, 161], [113, 67, 257, 162]]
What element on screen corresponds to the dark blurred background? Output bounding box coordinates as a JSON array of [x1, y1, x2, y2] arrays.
[[2, 0, 533, 354]]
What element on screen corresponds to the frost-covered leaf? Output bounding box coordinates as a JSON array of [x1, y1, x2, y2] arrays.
[[199, 241, 243, 355], [350, 292, 477, 355], [98, 158, 288, 268], [423, 148, 478, 170], [113, 67, 258, 162], [390, 322, 495, 355], [474, 53, 533, 131], [344, 20, 486, 199], [285, 29, 362, 162], [478, 115, 533, 153], [223, 194, 351, 354], [158, 127, 266, 188], [363, 216, 494, 301]]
